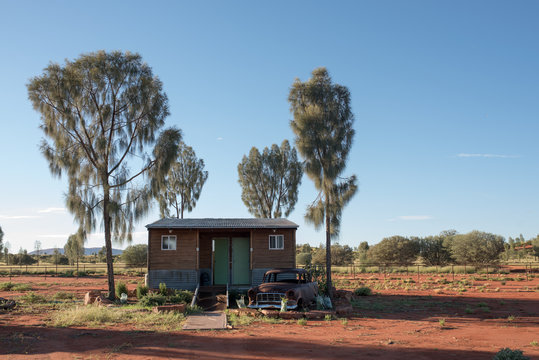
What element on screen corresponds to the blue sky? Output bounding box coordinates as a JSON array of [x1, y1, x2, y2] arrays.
[[0, 0, 538, 252]]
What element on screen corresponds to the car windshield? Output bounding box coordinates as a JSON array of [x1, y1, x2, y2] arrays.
[[264, 272, 309, 283]]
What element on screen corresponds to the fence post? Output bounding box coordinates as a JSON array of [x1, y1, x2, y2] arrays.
[[45, 266, 47, 279], [452, 265, 454, 282], [464, 263, 467, 275], [55, 263, 58, 276], [526, 264, 529, 282], [417, 264, 420, 283], [9, 267, 12, 280]]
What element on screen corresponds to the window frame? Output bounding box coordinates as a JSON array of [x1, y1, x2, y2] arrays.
[[161, 235, 177, 251], [268, 234, 284, 250]]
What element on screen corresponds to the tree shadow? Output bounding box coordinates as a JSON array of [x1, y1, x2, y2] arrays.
[[0, 324, 502, 359]]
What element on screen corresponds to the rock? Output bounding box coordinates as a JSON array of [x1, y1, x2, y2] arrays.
[[94, 295, 115, 306], [260, 309, 279, 318], [278, 311, 304, 319], [305, 310, 334, 320], [153, 304, 186, 313], [84, 290, 102, 306], [335, 304, 353, 316], [231, 308, 259, 317]]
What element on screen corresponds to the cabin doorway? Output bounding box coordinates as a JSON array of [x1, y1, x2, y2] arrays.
[[212, 236, 250, 285]]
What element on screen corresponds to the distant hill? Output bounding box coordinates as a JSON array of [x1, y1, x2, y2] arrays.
[[29, 247, 123, 256]]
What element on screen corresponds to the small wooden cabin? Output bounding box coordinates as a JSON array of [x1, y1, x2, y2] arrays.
[[145, 218, 298, 290]]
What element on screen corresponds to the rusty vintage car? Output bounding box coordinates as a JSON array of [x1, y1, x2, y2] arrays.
[[247, 268, 318, 310]]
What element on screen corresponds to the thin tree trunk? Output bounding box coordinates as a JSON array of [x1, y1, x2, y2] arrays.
[[325, 203, 333, 300], [103, 188, 116, 301]]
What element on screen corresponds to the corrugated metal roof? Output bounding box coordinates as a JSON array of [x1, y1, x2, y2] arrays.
[[146, 218, 299, 229]]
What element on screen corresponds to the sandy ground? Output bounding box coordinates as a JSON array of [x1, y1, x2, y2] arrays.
[[1, 274, 538, 359]]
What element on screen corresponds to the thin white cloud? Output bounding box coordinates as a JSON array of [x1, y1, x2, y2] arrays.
[[216, 137, 223, 141], [38, 207, 66, 214], [457, 153, 519, 159], [389, 215, 433, 222], [0, 215, 40, 219]]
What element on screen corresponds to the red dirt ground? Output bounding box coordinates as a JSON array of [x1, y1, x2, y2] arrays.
[[1, 274, 538, 359]]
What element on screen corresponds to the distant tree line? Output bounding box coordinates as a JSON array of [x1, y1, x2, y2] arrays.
[[296, 230, 539, 267]]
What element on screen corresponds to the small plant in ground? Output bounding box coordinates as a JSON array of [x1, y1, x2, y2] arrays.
[[530, 340, 538, 347], [297, 318, 307, 326], [465, 306, 474, 314], [12, 283, 32, 292], [507, 315, 515, 322], [0, 282, 14, 291], [19, 292, 48, 304], [159, 282, 167, 296], [139, 293, 166, 307], [115, 282, 128, 299], [341, 318, 348, 326], [438, 318, 446, 327], [52, 291, 76, 301], [169, 290, 193, 304], [324, 314, 333, 321], [136, 284, 149, 299], [492, 348, 530, 360], [354, 287, 372, 296], [184, 305, 204, 315]]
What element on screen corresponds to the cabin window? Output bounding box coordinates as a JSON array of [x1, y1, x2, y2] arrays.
[[269, 234, 284, 250], [161, 235, 177, 250]]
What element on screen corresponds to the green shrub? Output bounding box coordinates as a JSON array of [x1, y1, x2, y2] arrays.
[[184, 305, 204, 315], [159, 282, 167, 296], [12, 283, 32, 292], [354, 287, 372, 296], [139, 293, 166, 307], [169, 290, 193, 304], [136, 284, 149, 299], [52, 291, 76, 301], [0, 282, 14, 291], [492, 348, 529, 360], [115, 282, 128, 298], [297, 318, 307, 326], [19, 292, 48, 304]]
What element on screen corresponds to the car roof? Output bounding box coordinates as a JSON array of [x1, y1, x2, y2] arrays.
[[265, 268, 308, 275]]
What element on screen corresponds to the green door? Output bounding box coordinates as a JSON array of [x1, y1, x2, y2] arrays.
[[213, 238, 229, 285], [232, 237, 250, 285]]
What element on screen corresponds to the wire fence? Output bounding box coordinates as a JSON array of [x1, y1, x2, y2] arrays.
[[0, 263, 146, 279], [300, 262, 539, 282]]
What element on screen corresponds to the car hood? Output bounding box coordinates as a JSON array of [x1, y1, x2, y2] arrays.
[[255, 282, 301, 293]]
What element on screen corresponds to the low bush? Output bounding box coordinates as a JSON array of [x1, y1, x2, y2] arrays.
[[136, 284, 149, 299], [52, 291, 76, 301], [492, 348, 530, 360], [0, 282, 14, 291], [354, 287, 372, 296], [115, 282, 128, 299], [12, 283, 32, 292], [169, 290, 193, 304], [139, 293, 166, 307], [19, 292, 48, 304]]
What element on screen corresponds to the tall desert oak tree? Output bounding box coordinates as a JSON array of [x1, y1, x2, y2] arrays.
[[289, 68, 357, 298], [155, 141, 208, 219], [28, 51, 181, 299], [238, 140, 303, 218]]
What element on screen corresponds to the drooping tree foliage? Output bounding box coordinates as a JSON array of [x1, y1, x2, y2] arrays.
[[27, 51, 181, 299], [238, 140, 303, 218], [155, 142, 208, 219], [0, 226, 3, 254], [289, 67, 358, 297]]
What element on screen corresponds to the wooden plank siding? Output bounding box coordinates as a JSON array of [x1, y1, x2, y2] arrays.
[[148, 228, 296, 271], [251, 229, 296, 268], [148, 229, 197, 270]]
